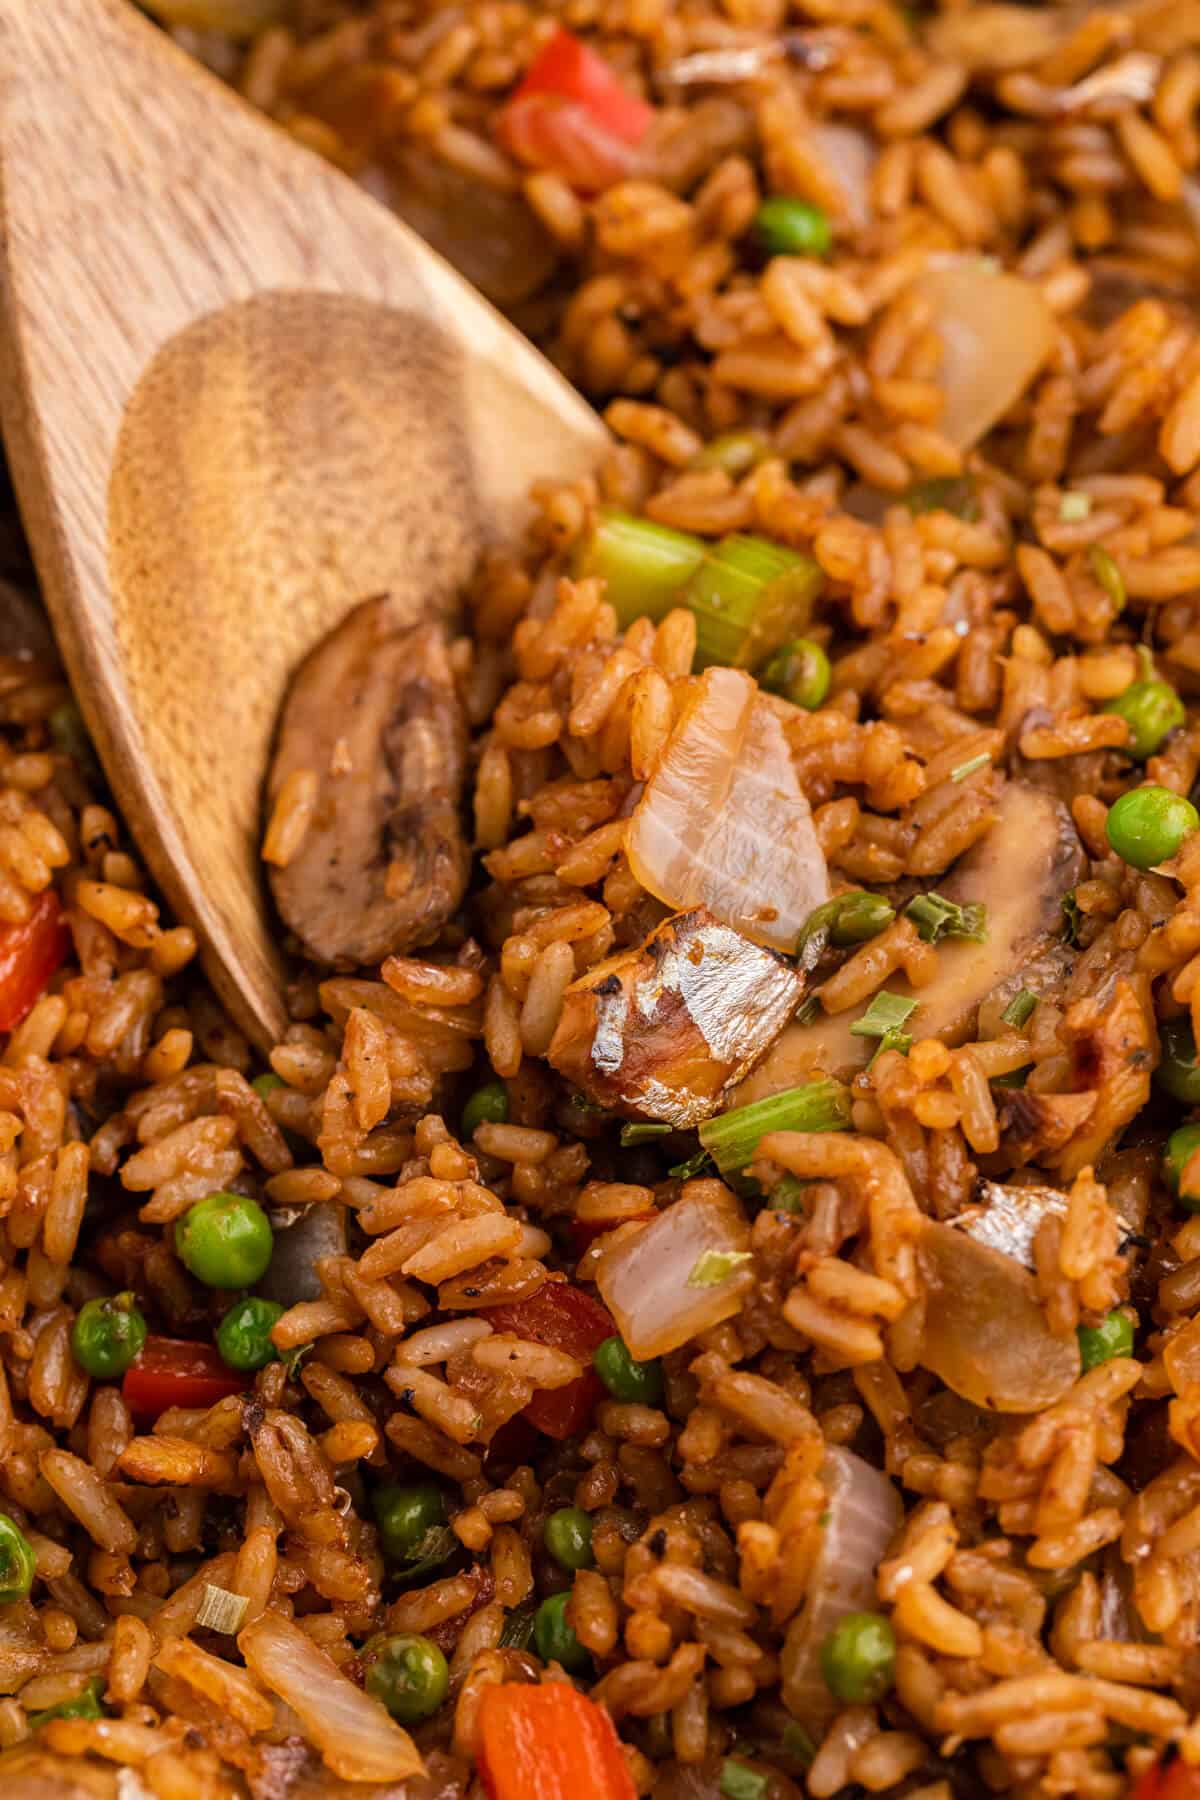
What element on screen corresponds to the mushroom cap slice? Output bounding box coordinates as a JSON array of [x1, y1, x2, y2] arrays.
[[732, 782, 1085, 1100], [266, 598, 469, 967]]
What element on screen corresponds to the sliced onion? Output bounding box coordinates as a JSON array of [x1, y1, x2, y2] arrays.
[[139, 0, 285, 35], [239, 1613, 424, 1784], [781, 1447, 903, 1733], [917, 1220, 1080, 1413], [915, 262, 1056, 452], [495, 94, 641, 193], [627, 667, 829, 953], [596, 1189, 752, 1360], [809, 123, 874, 233]]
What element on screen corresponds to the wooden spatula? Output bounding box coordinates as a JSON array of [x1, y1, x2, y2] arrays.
[[0, 0, 606, 1049]]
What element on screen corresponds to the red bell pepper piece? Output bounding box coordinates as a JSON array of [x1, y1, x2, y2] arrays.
[[478, 1682, 636, 1800], [1134, 1758, 1200, 1800], [495, 28, 653, 193], [122, 1337, 247, 1417], [488, 1280, 613, 1439], [0, 891, 70, 1031]]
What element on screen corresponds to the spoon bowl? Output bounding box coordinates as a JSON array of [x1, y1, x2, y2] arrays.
[[0, 0, 606, 1047]]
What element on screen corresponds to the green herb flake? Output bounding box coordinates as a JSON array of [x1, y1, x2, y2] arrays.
[[1059, 491, 1091, 523], [688, 1249, 754, 1288], [950, 750, 992, 783], [619, 1122, 671, 1147], [720, 1762, 769, 1800], [1061, 889, 1084, 947], [850, 991, 918, 1041], [1001, 989, 1037, 1029], [669, 1148, 713, 1182], [499, 1600, 538, 1651], [904, 891, 988, 946]]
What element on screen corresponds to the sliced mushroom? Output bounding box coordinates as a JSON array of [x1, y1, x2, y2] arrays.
[[733, 782, 1085, 1100], [259, 1202, 349, 1306], [918, 1218, 1081, 1412], [267, 599, 469, 967], [548, 907, 805, 1126]]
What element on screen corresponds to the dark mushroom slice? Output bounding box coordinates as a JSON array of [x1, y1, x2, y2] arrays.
[[917, 1218, 1081, 1413], [548, 907, 806, 1127], [259, 1201, 349, 1306], [266, 598, 469, 967], [732, 782, 1085, 1099]]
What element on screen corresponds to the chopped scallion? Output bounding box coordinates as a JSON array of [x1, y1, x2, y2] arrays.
[[781, 1722, 817, 1767], [903, 474, 978, 520], [1061, 888, 1084, 947], [1059, 491, 1091, 522], [689, 1249, 754, 1288], [1088, 544, 1125, 614], [498, 1600, 538, 1650], [686, 533, 823, 671], [195, 1583, 250, 1634], [620, 1122, 671, 1146], [690, 432, 770, 477], [950, 751, 991, 783], [698, 1079, 852, 1174], [720, 1763, 769, 1800], [669, 1147, 713, 1181], [850, 991, 918, 1040], [904, 891, 988, 945], [575, 508, 706, 629], [793, 993, 822, 1027], [1001, 989, 1037, 1029], [769, 1174, 808, 1214]]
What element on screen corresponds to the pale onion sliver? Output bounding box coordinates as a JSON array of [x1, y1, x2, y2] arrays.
[[596, 1190, 752, 1360], [239, 1612, 424, 1784], [916, 263, 1057, 451], [780, 1447, 903, 1733], [627, 667, 829, 953]]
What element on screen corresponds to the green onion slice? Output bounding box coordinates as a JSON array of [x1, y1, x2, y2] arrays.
[[699, 1079, 851, 1175], [904, 891, 988, 945]]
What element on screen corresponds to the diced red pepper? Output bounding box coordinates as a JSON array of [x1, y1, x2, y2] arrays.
[[488, 1280, 613, 1439], [478, 1682, 637, 1800], [495, 28, 653, 193], [1134, 1758, 1200, 1800], [0, 891, 70, 1031], [122, 1336, 247, 1417]]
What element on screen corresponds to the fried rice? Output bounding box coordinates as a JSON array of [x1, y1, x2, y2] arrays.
[[10, 0, 1200, 1795]]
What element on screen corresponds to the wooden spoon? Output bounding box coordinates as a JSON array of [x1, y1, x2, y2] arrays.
[[0, 0, 606, 1049]]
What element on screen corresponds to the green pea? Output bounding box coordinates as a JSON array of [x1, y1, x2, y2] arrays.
[[594, 1335, 664, 1406], [251, 1072, 285, 1100], [1156, 1018, 1200, 1106], [216, 1296, 284, 1372], [819, 1612, 896, 1704], [1105, 785, 1199, 871], [70, 1292, 147, 1380], [461, 1080, 509, 1139], [690, 432, 771, 478], [827, 891, 895, 946], [28, 1675, 105, 1729], [174, 1192, 273, 1289], [1103, 680, 1185, 762], [544, 1506, 594, 1571], [761, 638, 831, 711], [753, 196, 831, 260], [0, 1514, 36, 1604], [1077, 1310, 1135, 1373], [363, 1633, 448, 1725], [372, 1484, 449, 1568], [533, 1589, 590, 1673], [1165, 1123, 1200, 1210]]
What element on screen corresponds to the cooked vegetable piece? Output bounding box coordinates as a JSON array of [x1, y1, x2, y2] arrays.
[[735, 784, 1083, 1095], [504, 28, 653, 143], [1106, 786, 1198, 870], [258, 1202, 348, 1307], [267, 599, 469, 965], [686, 536, 823, 671], [363, 1634, 449, 1724], [780, 1448, 902, 1732], [372, 1484, 450, 1570], [0, 1514, 36, 1604], [917, 1220, 1081, 1411], [1157, 1019, 1200, 1104], [477, 1682, 637, 1800], [596, 1189, 752, 1359], [216, 1296, 284, 1371], [495, 28, 653, 193], [575, 510, 706, 628], [1103, 678, 1184, 760], [71, 1293, 147, 1380], [28, 1676, 105, 1729], [487, 1283, 613, 1438], [1166, 1123, 1200, 1208], [593, 1335, 663, 1404], [761, 638, 830, 710], [753, 196, 831, 259], [549, 907, 804, 1126], [534, 1590, 590, 1672], [0, 891, 70, 1033], [462, 1080, 510, 1138], [699, 1080, 851, 1175], [1078, 1310, 1135, 1371], [175, 1192, 273, 1289], [122, 1337, 247, 1417], [903, 891, 987, 945], [544, 1506, 595, 1569], [1133, 1758, 1200, 1800], [820, 1613, 896, 1704], [915, 262, 1056, 450], [797, 892, 894, 958], [626, 669, 829, 954]]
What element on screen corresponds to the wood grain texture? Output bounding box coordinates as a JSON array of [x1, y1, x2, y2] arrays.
[[0, 0, 606, 1047]]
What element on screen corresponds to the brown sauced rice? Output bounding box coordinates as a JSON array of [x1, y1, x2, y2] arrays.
[[17, 0, 1200, 1795]]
